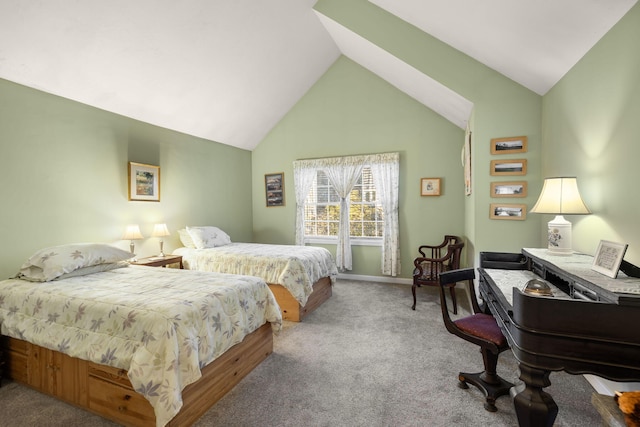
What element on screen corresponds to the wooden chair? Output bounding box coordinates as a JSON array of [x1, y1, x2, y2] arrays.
[[411, 235, 464, 312], [438, 268, 514, 412]]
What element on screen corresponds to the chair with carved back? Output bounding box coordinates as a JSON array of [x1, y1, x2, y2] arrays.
[[438, 268, 514, 412], [411, 235, 464, 313]]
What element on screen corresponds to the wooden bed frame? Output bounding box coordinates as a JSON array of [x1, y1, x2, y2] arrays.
[[268, 276, 332, 322], [0, 322, 273, 426]]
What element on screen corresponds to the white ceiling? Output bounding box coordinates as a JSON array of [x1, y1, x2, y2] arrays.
[[0, 0, 636, 150]]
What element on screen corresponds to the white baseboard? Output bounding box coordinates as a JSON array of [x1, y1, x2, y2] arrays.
[[336, 273, 412, 285]]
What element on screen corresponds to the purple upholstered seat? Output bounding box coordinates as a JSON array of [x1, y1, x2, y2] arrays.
[[454, 313, 507, 347]]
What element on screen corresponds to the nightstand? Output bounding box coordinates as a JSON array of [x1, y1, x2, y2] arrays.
[[130, 255, 183, 269]]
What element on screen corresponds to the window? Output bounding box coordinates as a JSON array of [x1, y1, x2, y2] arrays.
[[304, 167, 383, 242]]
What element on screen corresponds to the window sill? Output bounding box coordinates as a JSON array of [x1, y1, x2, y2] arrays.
[[304, 237, 383, 247]]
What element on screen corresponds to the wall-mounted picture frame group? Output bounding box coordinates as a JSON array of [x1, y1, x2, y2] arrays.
[[265, 172, 285, 207], [591, 240, 628, 278], [420, 177, 441, 196], [490, 136, 528, 155], [490, 181, 527, 198], [490, 159, 527, 176], [128, 162, 160, 202], [490, 203, 527, 220]]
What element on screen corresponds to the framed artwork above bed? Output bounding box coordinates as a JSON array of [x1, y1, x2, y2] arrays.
[[265, 172, 285, 207], [128, 162, 160, 201]]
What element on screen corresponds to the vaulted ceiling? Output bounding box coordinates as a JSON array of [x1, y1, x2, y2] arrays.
[[0, 0, 636, 150]]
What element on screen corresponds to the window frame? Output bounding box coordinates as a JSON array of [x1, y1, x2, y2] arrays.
[[303, 167, 383, 246]]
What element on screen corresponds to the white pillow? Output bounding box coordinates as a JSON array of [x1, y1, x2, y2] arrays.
[[54, 261, 129, 281], [18, 243, 133, 282], [186, 226, 232, 249], [177, 229, 196, 249]]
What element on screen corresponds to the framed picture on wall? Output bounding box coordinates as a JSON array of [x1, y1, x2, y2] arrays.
[[420, 178, 441, 196], [490, 136, 528, 154], [490, 203, 527, 220], [490, 159, 527, 176], [265, 172, 285, 207], [490, 181, 528, 198], [128, 162, 160, 202]]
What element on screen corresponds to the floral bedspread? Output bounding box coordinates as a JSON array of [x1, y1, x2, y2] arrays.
[[174, 243, 338, 306], [0, 265, 282, 427]]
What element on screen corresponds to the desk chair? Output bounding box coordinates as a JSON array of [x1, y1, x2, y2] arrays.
[[438, 268, 514, 412]]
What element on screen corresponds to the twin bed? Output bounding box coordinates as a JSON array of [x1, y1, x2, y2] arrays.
[[1, 231, 338, 426], [174, 227, 338, 321], [0, 243, 282, 426]]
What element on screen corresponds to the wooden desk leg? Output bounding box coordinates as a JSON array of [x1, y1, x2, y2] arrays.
[[513, 364, 558, 427]]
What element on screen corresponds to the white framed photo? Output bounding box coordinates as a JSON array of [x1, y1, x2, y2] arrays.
[[591, 240, 628, 278]]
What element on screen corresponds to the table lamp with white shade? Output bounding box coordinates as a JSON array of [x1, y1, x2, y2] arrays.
[[122, 224, 144, 261], [152, 223, 170, 257], [530, 177, 591, 254]]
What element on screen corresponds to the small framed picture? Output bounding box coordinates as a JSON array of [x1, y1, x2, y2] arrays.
[[265, 172, 285, 207], [591, 240, 628, 278], [128, 162, 160, 202], [490, 203, 527, 220], [420, 178, 441, 196], [490, 181, 527, 198], [490, 136, 528, 154], [490, 159, 527, 176]]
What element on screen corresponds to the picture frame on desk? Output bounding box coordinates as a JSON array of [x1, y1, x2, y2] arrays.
[[592, 240, 628, 279]]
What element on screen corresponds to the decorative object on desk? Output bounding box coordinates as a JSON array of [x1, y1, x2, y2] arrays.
[[128, 162, 160, 201], [530, 176, 592, 254], [490, 159, 527, 176], [591, 240, 628, 279], [489, 203, 527, 220], [490, 181, 527, 198], [523, 279, 553, 296], [490, 135, 528, 155], [420, 177, 441, 196], [122, 224, 143, 261], [265, 172, 285, 207], [615, 390, 640, 427], [152, 223, 170, 257]]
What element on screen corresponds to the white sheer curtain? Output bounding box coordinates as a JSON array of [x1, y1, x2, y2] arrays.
[[323, 160, 363, 271], [293, 160, 318, 246], [293, 152, 400, 274], [370, 153, 400, 276]]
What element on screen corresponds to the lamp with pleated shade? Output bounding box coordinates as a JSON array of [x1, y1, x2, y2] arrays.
[[530, 177, 591, 254], [122, 224, 144, 261], [152, 223, 170, 257]]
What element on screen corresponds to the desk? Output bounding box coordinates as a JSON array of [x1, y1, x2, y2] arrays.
[[478, 249, 640, 427]]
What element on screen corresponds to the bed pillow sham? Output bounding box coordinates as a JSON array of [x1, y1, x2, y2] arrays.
[[186, 226, 232, 249], [54, 261, 130, 281], [18, 243, 133, 282], [178, 229, 196, 248]]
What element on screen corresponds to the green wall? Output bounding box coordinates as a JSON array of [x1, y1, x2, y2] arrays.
[[0, 79, 253, 279], [541, 3, 640, 265], [252, 0, 543, 279], [252, 57, 465, 278]]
